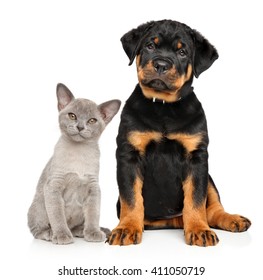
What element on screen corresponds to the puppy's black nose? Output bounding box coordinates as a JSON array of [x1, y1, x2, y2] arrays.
[[153, 59, 172, 74]]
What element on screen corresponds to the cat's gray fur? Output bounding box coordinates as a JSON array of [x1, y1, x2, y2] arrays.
[[28, 83, 121, 244]]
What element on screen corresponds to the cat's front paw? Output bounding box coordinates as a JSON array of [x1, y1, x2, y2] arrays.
[[84, 229, 106, 242], [52, 230, 74, 245]]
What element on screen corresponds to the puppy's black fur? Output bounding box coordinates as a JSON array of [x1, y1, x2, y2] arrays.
[[108, 20, 251, 246]]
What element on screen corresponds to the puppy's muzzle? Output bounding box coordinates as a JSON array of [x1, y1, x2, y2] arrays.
[[153, 58, 172, 75]]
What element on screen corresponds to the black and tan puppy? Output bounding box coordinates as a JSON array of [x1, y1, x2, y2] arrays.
[[108, 20, 251, 246]]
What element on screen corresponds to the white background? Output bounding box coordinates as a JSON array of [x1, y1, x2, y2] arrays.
[[1, 0, 262, 279]]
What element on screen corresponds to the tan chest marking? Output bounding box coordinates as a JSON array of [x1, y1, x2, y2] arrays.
[[128, 131, 203, 155], [166, 132, 203, 153], [128, 131, 163, 155]]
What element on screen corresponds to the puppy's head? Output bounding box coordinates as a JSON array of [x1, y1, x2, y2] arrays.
[[121, 20, 218, 102]]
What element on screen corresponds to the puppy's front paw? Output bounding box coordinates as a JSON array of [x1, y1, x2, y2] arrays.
[[107, 226, 143, 246], [84, 229, 106, 242], [52, 230, 74, 245], [185, 228, 219, 246]]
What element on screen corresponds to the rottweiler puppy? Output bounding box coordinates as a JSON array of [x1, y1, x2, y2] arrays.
[[108, 20, 251, 246]]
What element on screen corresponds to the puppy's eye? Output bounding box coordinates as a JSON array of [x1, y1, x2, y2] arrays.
[[178, 49, 187, 57], [88, 118, 97, 124], [146, 43, 155, 51], [68, 113, 77, 120]]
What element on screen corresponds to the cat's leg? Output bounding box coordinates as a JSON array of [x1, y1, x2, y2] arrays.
[[68, 224, 111, 240], [71, 225, 111, 238], [82, 176, 108, 242], [28, 193, 53, 241], [44, 178, 74, 245]]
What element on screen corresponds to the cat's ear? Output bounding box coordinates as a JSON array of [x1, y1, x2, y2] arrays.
[[56, 83, 75, 111], [98, 100, 121, 125]]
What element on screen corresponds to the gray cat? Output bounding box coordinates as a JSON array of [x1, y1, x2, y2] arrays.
[[28, 83, 121, 244]]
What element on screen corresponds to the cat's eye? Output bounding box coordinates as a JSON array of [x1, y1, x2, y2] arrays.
[[68, 113, 77, 120], [88, 118, 97, 124]]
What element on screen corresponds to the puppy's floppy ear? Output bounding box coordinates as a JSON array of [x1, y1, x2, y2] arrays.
[[192, 30, 219, 78], [121, 21, 155, 66]]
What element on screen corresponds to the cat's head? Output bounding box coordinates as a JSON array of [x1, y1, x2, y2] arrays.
[[56, 83, 121, 143]]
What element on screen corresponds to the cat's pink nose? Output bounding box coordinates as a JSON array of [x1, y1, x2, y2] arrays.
[[77, 125, 84, 131]]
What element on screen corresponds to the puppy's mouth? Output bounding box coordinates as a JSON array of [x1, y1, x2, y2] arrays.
[[146, 79, 169, 91], [139, 66, 176, 92]]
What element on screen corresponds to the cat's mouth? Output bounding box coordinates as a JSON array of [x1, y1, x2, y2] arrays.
[[71, 133, 88, 141], [68, 131, 93, 142], [65, 125, 94, 142]]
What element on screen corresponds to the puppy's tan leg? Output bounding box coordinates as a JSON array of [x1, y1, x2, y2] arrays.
[[206, 179, 251, 232], [144, 216, 184, 229], [183, 176, 219, 246], [108, 177, 144, 245]]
